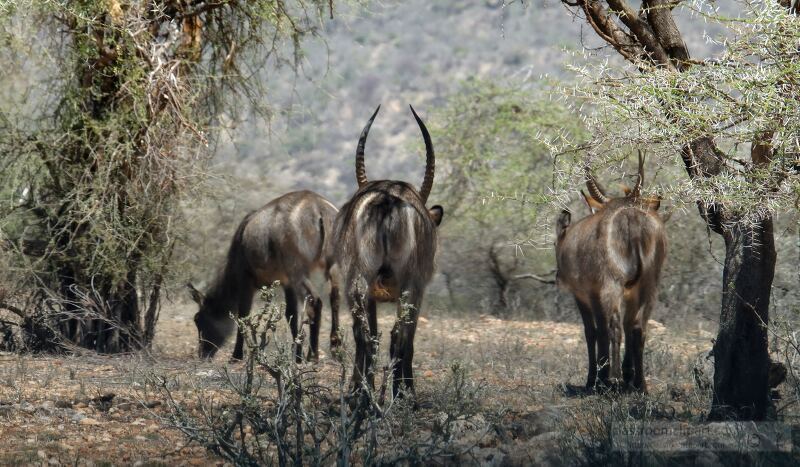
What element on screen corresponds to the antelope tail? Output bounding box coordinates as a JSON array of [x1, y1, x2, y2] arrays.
[[625, 242, 644, 289]]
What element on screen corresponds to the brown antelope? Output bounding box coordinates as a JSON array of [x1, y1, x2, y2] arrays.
[[555, 154, 666, 393], [330, 105, 443, 400], [188, 190, 341, 362]]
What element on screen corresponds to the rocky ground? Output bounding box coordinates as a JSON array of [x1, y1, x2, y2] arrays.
[[0, 300, 794, 466]]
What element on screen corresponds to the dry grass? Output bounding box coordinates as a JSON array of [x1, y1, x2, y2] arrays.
[[0, 300, 795, 465]]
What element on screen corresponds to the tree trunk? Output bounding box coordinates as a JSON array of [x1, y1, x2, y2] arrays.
[[709, 218, 776, 420]]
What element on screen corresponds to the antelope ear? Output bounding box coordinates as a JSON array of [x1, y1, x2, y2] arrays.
[[556, 209, 571, 239], [428, 205, 444, 226], [643, 196, 661, 212], [580, 190, 604, 214], [187, 282, 204, 305]]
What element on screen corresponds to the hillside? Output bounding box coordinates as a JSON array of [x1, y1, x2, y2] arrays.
[[213, 1, 726, 204]]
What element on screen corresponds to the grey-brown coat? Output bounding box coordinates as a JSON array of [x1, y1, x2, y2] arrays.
[[331, 106, 443, 400], [555, 156, 666, 392], [189, 190, 341, 361]]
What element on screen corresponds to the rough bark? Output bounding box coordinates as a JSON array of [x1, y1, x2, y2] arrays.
[[710, 220, 776, 420]]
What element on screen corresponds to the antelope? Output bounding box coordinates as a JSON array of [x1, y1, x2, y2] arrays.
[[188, 190, 341, 362], [555, 154, 666, 393], [330, 105, 443, 400]]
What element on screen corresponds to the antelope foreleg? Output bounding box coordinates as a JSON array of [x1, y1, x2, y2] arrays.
[[329, 284, 342, 351], [284, 285, 302, 363], [592, 306, 611, 389], [633, 326, 647, 392], [576, 300, 597, 390], [623, 327, 635, 389], [231, 286, 256, 361], [300, 278, 323, 362]]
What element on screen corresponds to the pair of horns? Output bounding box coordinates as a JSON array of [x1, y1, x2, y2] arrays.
[[355, 105, 435, 204], [585, 150, 645, 204]]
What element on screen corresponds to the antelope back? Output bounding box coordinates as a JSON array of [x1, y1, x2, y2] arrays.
[[556, 196, 666, 303], [242, 190, 338, 284]]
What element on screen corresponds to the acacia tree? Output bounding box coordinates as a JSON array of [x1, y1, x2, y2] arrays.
[[0, 0, 332, 352], [555, 0, 799, 419]]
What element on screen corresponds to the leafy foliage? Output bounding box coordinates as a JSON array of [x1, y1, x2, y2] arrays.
[[558, 1, 800, 222], [431, 80, 586, 315]]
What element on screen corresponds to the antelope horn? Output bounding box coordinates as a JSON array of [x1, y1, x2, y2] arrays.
[[410, 105, 435, 204], [631, 149, 645, 198], [585, 171, 610, 204], [355, 105, 381, 188]]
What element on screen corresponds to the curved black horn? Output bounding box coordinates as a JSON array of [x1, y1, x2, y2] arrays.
[[585, 172, 611, 204], [355, 105, 381, 188], [410, 105, 435, 204]]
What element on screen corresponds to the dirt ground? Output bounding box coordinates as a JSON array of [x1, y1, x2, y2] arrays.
[[0, 300, 753, 465]]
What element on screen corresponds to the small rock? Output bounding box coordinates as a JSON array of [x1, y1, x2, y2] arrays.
[[19, 402, 35, 414], [79, 417, 101, 426], [37, 450, 47, 460]]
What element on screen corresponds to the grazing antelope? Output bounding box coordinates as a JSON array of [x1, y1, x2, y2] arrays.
[[331, 105, 444, 400], [555, 154, 666, 392], [188, 190, 341, 362]]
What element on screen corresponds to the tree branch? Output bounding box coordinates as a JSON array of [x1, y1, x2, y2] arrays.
[[606, 0, 675, 68], [512, 273, 557, 285]]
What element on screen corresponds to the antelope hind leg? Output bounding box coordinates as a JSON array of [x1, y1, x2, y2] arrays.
[[390, 292, 421, 401]]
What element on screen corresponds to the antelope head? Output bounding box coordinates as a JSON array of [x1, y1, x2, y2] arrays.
[[582, 151, 662, 214]]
